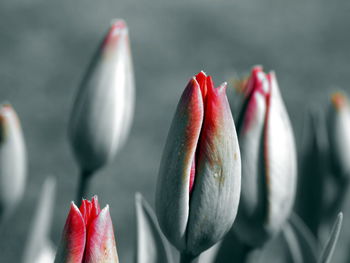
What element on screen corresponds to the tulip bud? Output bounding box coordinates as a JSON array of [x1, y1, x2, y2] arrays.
[[68, 19, 135, 173], [0, 103, 27, 220], [155, 71, 241, 257], [54, 196, 119, 263], [234, 66, 297, 247], [327, 92, 350, 178]]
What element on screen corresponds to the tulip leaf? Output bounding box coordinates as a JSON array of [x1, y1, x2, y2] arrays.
[[318, 212, 343, 263], [288, 212, 318, 262], [135, 193, 173, 263], [22, 176, 56, 263]]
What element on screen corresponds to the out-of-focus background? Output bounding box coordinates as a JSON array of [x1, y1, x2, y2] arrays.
[[0, 0, 349, 262]]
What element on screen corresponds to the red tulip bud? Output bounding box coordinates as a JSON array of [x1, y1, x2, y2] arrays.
[[54, 196, 119, 263]]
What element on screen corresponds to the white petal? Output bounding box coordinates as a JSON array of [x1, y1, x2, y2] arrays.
[[328, 94, 350, 177], [0, 104, 27, 220], [235, 91, 268, 246], [68, 20, 135, 172], [265, 72, 297, 235]]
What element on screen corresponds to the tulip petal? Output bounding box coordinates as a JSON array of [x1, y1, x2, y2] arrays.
[[135, 193, 173, 263], [156, 78, 204, 251], [186, 82, 241, 255], [319, 212, 343, 263], [328, 92, 350, 177], [235, 73, 270, 246], [79, 196, 101, 229], [68, 19, 135, 172], [83, 205, 119, 263], [295, 108, 328, 236], [0, 104, 27, 221], [54, 203, 86, 263], [264, 72, 297, 235]]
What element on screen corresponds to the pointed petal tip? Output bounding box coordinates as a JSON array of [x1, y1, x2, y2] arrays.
[[101, 204, 110, 213], [219, 81, 227, 90], [91, 195, 98, 202], [0, 103, 15, 116], [197, 70, 207, 77], [110, 19, 127, 29], [331, 92, 347, 110], [0, 102, 13, 109], [70, 201, 80, 212], [252, 65, 264, 73], [135, 192, 143, 203], [109, 19, 128, 36], [337, 212, 343, 222], [103, 19, 128, 47]]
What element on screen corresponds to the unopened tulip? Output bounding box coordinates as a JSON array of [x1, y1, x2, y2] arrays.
[[0, 103, 27, 221], [234, 66, 297, 247], [54, 196, 119, 263], [321, 93, 350, 222], [68, 19, 135, 174], [327, 92, 350, 178], [155, 71, 241, 259]]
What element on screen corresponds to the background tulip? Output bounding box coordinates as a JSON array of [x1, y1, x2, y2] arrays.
[[54, 196, 119, 263], [294, 108, 329, 238], [234, 66, 297, 247], [0, 103, 27, 222], [320, 93, 350, 229], [155, 71, 241, 261], [68, 19, 135, 201], [327, 92, 350, 178]]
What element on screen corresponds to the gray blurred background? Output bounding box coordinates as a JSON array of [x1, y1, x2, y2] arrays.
[[0, 0, 349, 262]]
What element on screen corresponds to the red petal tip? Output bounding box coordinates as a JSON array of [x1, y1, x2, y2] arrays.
[[103, 19, 128, 48], [252, 65, 263, 72], [195, 71, 208, 100], [331, 92, 347, 110], [110, 19, 127, 30]]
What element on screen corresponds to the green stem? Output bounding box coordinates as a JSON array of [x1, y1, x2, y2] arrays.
[[76, 170, 94, 203], [180, 252, 199, 263]]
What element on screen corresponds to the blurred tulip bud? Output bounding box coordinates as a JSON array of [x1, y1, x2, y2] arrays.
[[295, 108, 328, 237], [68, 19, 135, 173], [234, 66, 297, 247], [0, 103, 27, 220], [155, 71, 241, 258], [327, 92, 350, 178], [54, 196, 119, 263]]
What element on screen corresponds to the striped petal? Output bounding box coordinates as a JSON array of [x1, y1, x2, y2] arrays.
[[83, 206, 119, 263], [155, 77, 204, 251], [186, 82, 241, 256], [54, 204, 86, 263]]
